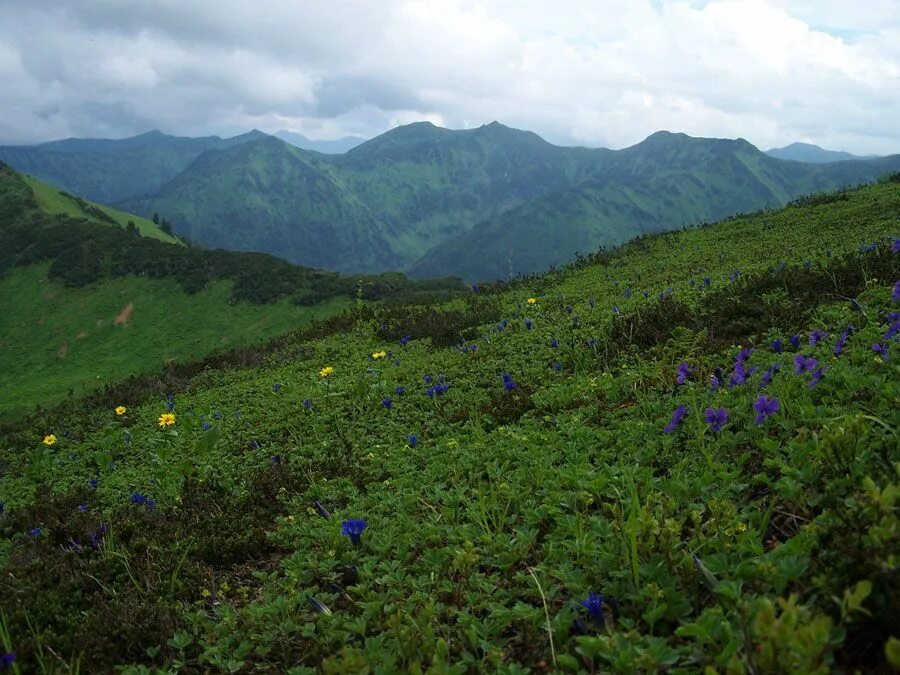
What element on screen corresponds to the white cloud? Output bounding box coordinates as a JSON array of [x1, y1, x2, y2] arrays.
[[0, 0, 898, 154]]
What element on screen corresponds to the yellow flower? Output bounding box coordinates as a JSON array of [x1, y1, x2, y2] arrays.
[[527, 297, 537, 304], [115, 406, 127, 416], [319, 366, 334, 377], [158, 413, 176, 428], [372, 350, 387, 359], [42, 434, 57, 446]]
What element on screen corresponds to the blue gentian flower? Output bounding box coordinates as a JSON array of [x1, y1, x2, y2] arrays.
[[502, 374, 517, 391], [675, 362, 692, 385], [130, 492, 155, 511], [770, 338, 783, 353], [399, 335, 411, 346], [705, 407, 729, 432], [759, 363, 780, 388], [525, 319, 533, 330], [613, 305, 620, 315], [303, 399, 312, 410], [408, 434, 418, 448], [808, 366, 826, 388], [90, 523, 109, 548], [424, 374, 433, 385], [394, 386, 405, 396], [892, 280, 900, 304], [580, 592, 605, 625], [553, 362, 562, 372], [872, 343, 889, 360], [382, 398, 393, 410], [624, 288, 632, 298], [834, 331, 849, 356], [753, 396, 780, 425], [809, 330, 829, 346], [893, 239, 900, 254], [550, 339, 559, 348], [0, 652, 16, 668], [28, 527, 41, 537], [664, 405, 688, 434], [794, 354, 818, 375], [0, 502, 4, 515], [789, 335, 801, 349], [703, 277, 711, 285], [566, 306, 573, 314], [201, 421, 212, 431], [89, 478, 98, 490], [885, 320, 900, 340], [341, 519, 368, 545], [166, 394, 175, 411]]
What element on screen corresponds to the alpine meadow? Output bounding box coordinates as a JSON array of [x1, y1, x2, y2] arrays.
[[0, 1, 899, 673]]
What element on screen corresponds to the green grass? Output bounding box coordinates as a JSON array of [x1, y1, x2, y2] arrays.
[[0, 264, 349, 418], [0, 181, 898, 672], [23, 175, 180, 244]]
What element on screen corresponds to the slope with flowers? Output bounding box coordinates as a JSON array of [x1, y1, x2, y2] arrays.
[[0, 178, 899, 672]]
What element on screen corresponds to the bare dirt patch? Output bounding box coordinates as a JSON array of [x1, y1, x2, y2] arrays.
[[57, 342, 68, 358], [115, 302, 134, 325]]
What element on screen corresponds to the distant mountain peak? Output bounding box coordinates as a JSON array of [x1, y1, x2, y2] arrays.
[[765, 142, 875, 164]]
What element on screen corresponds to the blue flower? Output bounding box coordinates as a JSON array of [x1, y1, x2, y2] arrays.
[[130, 492, 155, 512], [753, 396, 780, 425], [553, 362, 562, 372], [703, 277, 711, 286], [90, 523, 109, 548], [809, 330, 829, 346], [166, 394, 175, 411], [303, 399, 313, 410], [885, 320, 900, 340], [201, 421, 212, 431], [424, 374, 433, 385], [0, 502, 4, 515], [273, 383, 282, 393], [794, 354, 818, 375], [675, 362, 692, 385], [341, 519, 368, 545], [705, 407, 729, 432], [0, 652, 16, 669], [408, 434, 419, 448], [550, 339, 559, 348], [759, 363, 781, 388], [808, 366, 826, 388], [471, 284, 480, 293], [394, 386, 406, 396], [789, 335, 800, 349], [28, 527, 41, 537], [525, 319, 533, 330], [580, 592, 605, 625], [625, 288, 632, 298], [770, 338, 783, 353], [892, 280, 900, 304], [566, 305, 573, 314], [77, 504, 89, 512], [502, 374, 518, 391], [664, 405, 688, 434], [893, 239, 900, 254], [382, 398, 393, 410], [399, 335, 412, 346], [872, 343, 890, 360], [613, 304, 620, 315], [313, 501, 331, 519], [89, 478, 98, 490], [709, 367, 726, 390]]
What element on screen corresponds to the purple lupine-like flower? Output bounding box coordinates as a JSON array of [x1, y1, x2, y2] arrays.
[[809, 330, 829, 346], [407, 434, 418, 448], [580, 592, 605, 625], [872, 343, 890, 360], [770, 338, 783, 353], [341, 519, 368, 545], [664, 405, 688, 434], [705, 407, 729, 432], [753, 396, 780, 425], [675, 361, 692, 385], [382, 398, 393, 410]]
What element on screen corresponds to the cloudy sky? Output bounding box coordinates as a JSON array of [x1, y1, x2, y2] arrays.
[[1, 0, 898, 154]]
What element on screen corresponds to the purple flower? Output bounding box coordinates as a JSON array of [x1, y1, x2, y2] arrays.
[[90, 523, 109, 548], [502, 374, 518, 391], [130, 492, 155, 511], [525, 319, 533, 330], [394, 386, 406, 396], [89, 478, 98, 490], [28, 527, 41, 537], [624, 288, 632, 299], [885, 320, 900, 340], [424, 374, 433, 385], [789, 335, 801, 349], [833, 331, 849, 356], [382, 398, 393, 410], [273, 383, 282, 393], [675, 362, 692, 385], [201, 421, 212, 431], [580, 592, 605, 625], [77, 504, 89, 512], [0, 652, 16, 669], [759, 363, 781, 388], [407, 434, 418, 448], [613, 305, 620, 316], [872, 343, 889, 360], [709, 367, 726, 391], [753, 396, 780, 425], [794, 354, 818, 375], [770, 338, 783, 353], [809, 330, 829, 346], [892, 281, 900, 304], [808, 366, 826, 388], [341, 519, 368, 545], [303, 399, 312, 410], [703, 277, 711, 286], [893, 239, 900, 254], [550, 339, 559, 348], [705, 407, 729, 432], [664, 405, 688, 434]]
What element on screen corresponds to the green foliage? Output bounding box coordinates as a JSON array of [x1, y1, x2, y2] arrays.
[[0, 177, 898, 672]]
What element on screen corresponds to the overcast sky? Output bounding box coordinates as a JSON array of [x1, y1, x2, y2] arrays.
[[1, 0, 898, 154]]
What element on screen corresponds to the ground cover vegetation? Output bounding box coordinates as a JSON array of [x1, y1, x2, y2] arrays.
[[0, 178, 898, 673]]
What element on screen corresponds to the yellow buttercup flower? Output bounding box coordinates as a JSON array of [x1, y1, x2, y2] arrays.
[[158, 412, 176, 428], [42, 434, 57, 446], [372, 351, 387, 359], [319, 366, 334, 377], [527, 297, 537, 304], [115, 406, 127, 416]]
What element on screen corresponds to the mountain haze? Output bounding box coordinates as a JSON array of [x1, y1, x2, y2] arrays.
[[275, 130, 367, 154], [765, 141, 876, 163]]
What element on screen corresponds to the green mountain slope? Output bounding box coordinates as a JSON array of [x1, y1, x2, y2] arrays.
[[765, 141, 875, 163], [411, 132, 900, 280], [123, 136, 402, 273], [0, 179, 897, 672], [0, 129, 268, 203], [0, 162, 464, 417]]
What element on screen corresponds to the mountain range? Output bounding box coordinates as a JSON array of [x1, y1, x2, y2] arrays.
[[764, 141, 878, 163], [2, 124, 898, 281]]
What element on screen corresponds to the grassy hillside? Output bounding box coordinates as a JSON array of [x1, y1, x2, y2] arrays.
[[23, 175, 180, 244], [0, 162, 466, 419], [0, 180, 897, 672]]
